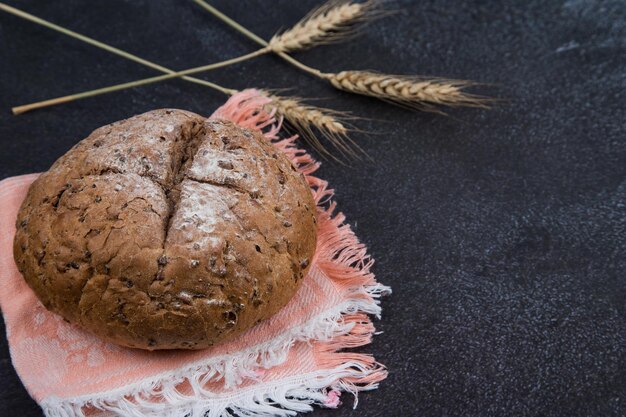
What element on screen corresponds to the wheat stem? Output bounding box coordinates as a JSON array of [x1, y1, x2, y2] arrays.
[[0, 2, 227, 91], [191, 0, 324, 78], [11, 49, 273, 115], [191, 0, 266, 47], [3, 0, 329, 113]]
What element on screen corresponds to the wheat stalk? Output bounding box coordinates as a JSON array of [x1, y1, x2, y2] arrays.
[[269, 0, 379, 53], [195, 0, 491, 111], [9, 50, 272, 114], [263, 92, 365, 161], [325, 70, 491, 111], [2, 2, 363, 161], [5, 0, 382, 114], [5, 0, 492, 163], [0, 2, 231, 93]]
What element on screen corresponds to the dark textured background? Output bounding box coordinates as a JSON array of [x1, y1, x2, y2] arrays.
[[1, 0, 625, 416]]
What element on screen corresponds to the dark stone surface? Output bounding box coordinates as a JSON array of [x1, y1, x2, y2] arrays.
[[0, 0, 624, 416]]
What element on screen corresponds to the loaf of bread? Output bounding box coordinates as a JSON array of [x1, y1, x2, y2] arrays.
[[13, 109, 317, 350]]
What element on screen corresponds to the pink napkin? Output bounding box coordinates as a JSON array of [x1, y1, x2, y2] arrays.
[[0, 90, 390, 417]]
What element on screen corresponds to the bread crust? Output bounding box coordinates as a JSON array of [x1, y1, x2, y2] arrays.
[[13, 109, 317, 350]]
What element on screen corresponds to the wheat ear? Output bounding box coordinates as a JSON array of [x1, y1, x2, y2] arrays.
[[325, 70, 491, 111], [269, 0, 380, 53], [263, 92, 365, 161]]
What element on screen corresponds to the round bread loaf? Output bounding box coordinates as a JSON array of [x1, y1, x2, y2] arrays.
[[13, 109, 317, 350]]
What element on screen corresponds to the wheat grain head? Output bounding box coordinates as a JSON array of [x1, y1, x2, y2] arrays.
[[326, 70, 492, 111], [261, 91, 365, 161], [269, 0, 382, 53]]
